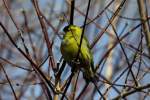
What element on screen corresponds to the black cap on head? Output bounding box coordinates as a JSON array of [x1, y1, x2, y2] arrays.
[[63, 25, 78, 32], [63, 25, 70, 32]]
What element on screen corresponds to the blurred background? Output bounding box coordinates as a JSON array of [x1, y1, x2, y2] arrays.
[[0, 0, 150, 100]]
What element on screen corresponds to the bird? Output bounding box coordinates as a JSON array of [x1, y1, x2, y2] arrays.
[[60, 24, 97, 82]]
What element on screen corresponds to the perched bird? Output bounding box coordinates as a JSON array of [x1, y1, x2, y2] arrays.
[[60, 25, 97, 82]]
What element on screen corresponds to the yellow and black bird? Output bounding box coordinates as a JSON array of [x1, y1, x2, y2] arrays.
[[60, 25, 97, 81]]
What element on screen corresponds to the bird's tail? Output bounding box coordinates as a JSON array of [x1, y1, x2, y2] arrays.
[[83, 67, 99, 83]]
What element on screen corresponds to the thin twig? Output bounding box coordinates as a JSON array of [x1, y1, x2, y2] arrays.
[[31, 0, 56, 72], [0, 63, 17, 100], [76, 0, 91, 60], [76, 83, 89, 100], [2, 0, 30, 55], [90, 0, 127, 49], [92, 81, 106, 100], [96, 23, 142, 72], [113, 83, 150, 99], [70, 0, 75, 25], [105, 12, 138, 86], [0, 57, 33, 72], [61, 71, 75, 100], [72, 71, 80, 100], [137, 0, 150, 55], [0, 21, 55, 95]]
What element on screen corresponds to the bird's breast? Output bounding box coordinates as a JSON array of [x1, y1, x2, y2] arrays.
[[60, 37, 78, 61]]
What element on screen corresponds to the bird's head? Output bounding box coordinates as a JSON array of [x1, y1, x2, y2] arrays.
[[63, 25, 81, 33]]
